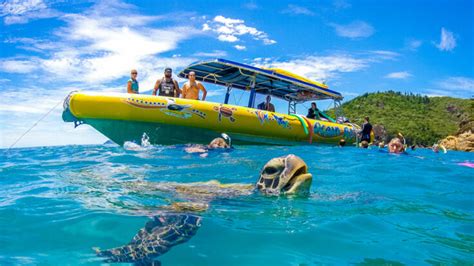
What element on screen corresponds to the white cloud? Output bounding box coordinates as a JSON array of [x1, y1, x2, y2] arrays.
[[0, 3, 200, 87], [438, 76, 474, 92], [385, 71, 412, 79], [243, 1, 258, 10], [1, 0, 61, 25], [253, 50, 399, 82], [330, 21, 374, 39], [195, 50, 228, 57], [213, 15, 244, 25], [405, 39, 422, 51], [282, 4, 314, 16], [368, 50, 400, 60], [254, 54, 367, 81], [0, 58, 40, 73], [424, 76, 474, 98], [436, 27, 456, 51], [333, 0, 351, 9], [234, 45, 247, 50], [218, 34, 239, 42], [202, 15, 276, 46]]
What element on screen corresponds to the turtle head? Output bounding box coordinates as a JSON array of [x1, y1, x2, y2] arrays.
[[256, 154, 312, 196]]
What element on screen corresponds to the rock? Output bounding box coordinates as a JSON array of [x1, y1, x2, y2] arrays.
[[373, 124, 387, 142], [439, 131, 474, 152]]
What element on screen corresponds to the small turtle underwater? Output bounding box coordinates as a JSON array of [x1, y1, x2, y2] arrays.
[[94, 154, 312, 263]]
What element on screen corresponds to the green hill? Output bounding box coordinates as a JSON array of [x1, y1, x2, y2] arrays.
[[335, 91, 473, 145]]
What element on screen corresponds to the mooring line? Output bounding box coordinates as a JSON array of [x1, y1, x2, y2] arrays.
[[7, 99, 63, 150]]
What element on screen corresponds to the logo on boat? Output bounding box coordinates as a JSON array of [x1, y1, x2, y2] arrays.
[[214, 104, 237, 122], [313, 122, 341, 137], [343, 127, 356, 139]]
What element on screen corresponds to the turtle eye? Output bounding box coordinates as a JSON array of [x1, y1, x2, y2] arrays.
[[264, 166, 279, 175]]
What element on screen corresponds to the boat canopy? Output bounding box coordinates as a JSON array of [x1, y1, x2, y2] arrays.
[[178, 58, 343, 102]]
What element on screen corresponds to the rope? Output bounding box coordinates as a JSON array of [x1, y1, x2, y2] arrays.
[[7, 99, 63, 150]]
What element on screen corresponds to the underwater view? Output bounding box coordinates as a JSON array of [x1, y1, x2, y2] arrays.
[[1, 144, 473, 265]]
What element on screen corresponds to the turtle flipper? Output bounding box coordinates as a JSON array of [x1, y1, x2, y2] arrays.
[[96, 213, 201, 263]]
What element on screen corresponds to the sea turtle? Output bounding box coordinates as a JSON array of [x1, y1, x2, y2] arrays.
[[94, 154, 312, 263]]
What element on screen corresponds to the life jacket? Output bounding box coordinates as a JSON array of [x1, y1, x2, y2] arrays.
[[128, 79, 139, 93], [158, 77, 176, 97]]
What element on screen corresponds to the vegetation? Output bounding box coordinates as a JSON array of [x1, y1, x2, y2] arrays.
[[333, 91, 473, 145]]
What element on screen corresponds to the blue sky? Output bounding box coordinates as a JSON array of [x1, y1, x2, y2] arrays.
[[0, 0, 473, 148]]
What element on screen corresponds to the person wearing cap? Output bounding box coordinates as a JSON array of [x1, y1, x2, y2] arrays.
[[127, 69, 139, 94], [182, 71, 207, 101], [153, 68, 181, 97], [257, 95, 275, 112]]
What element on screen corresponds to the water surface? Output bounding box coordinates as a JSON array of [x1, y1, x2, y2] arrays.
[[1, 144, 473, 265]]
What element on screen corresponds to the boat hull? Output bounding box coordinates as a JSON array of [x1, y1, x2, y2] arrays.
[[63, 92, 358, 146]]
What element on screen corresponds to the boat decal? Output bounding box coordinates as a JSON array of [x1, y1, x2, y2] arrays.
[[124, 98, 167, 109], [253, 110, 271, 125], [313, 122, 341, 137], [125, 97, 207, 119], [271, 114, 291, 129], [213, 104, 237, 122], [161, 110, 192, 119], [191, 109, 207, 119], [343, 127, 356, 139]]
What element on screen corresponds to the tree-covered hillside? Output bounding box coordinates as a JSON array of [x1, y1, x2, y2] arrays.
[[337, 91, 473, 145]]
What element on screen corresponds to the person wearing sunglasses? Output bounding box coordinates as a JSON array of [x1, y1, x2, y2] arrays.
[[127, 69, 139, 94], [182, 71, 207, 101]]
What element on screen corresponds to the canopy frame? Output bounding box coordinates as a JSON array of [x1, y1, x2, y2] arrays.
[[178, 58, 343, 103]]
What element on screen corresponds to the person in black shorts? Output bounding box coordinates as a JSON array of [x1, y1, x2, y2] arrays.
[[360, 116, 372, 142]]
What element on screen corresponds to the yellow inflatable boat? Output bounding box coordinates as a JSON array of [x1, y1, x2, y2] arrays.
[[63, 59, 359, 146]]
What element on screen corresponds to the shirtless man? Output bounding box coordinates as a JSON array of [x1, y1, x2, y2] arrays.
[[182, 71, 207, 100]]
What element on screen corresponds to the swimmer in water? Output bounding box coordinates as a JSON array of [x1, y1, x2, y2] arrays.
[[185, 134, 232, 156], [388, 137, 405, 153]]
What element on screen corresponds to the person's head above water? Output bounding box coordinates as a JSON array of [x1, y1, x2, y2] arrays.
[[207, 137, 229, 149], [388, 138, 404, 153], [256, 154, 312, 196], [339, 138, 346, 147], [311, 102, 317, 109], [360, 140, 369, 148]]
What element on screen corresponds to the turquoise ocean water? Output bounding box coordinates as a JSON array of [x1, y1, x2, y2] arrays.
[[1, 144, 473, 265]]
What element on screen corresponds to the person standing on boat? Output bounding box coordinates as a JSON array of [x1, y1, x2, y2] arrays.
[[359, 116, 372, 143], [306, 102, 321, 120], [182, 71, 207, 101], [257, 95, 275, 112], [127, 69, 139, 94], [153, 67, 181, 97]]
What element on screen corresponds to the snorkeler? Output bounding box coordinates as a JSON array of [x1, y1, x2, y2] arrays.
[[184, 134, 232, 156], [432, 144, 447, 154], [388, 138, 405, 153], [338, 138, 346, 147]]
